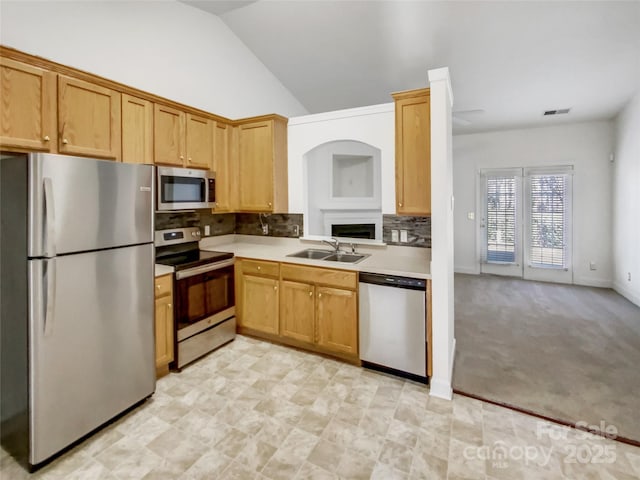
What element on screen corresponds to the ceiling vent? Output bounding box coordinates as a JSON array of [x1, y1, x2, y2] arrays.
[[543, 108, 571, 116]]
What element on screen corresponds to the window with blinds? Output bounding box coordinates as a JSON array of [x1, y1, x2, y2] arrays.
[[528, 174, 569, 268], [486, 175, 517, 263]]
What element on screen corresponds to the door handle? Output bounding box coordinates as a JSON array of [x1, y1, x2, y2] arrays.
[[43, 177, 56, 257], [44, 258, 56, 336]]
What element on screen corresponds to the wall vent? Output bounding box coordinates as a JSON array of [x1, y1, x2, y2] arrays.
[[543, 108, 571, 116]]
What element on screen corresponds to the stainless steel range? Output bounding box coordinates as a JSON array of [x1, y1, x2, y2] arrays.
[[155, 227, 236, 369]]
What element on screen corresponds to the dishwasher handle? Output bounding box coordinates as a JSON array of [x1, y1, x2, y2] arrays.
[[359, 272, 426, 291]]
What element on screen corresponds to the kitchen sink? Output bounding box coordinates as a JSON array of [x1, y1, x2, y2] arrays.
[[323, 253, 369, 264], [286, 249, 334, 260]]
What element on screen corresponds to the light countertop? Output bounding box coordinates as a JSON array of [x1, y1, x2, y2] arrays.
[[199, 234, 431, 279], [155, 264, 174, 277]]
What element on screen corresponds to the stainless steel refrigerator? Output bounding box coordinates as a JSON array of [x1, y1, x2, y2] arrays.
[[0, 153, 156, 469]]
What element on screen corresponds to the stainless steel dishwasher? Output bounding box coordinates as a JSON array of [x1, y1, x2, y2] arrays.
[[359, 272, 427, 383]]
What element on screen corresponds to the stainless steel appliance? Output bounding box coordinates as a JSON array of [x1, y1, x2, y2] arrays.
[[155, 228, 235, 368], [0, 153, 156, 469], [156, 166, 215, 211], [359, 272, 428, 383]]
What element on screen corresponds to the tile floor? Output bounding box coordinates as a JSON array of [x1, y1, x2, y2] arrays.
[[2, 335, 639, 479]]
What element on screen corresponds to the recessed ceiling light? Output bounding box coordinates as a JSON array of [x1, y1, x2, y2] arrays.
[[543, 108, 571, 116]]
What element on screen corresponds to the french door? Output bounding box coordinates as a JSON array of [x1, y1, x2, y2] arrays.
[[480, 167, 573, 283]]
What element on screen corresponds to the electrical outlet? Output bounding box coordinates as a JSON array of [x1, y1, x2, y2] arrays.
[[262, 224, 269, 235], [204, 225, 211, 236], [628, 272, 632, 282], [467, 212, 475, 220], [589, 261, 596, 271], [400, 230, 408, 243], [391, 230, 399, 242], [293, 225, 299, 237]]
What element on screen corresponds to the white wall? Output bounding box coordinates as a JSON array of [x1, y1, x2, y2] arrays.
[[288, 104, 395, 218], [0, 1, 307, 119], [453, 121, 615, 287], [612, 91, 640, 306]]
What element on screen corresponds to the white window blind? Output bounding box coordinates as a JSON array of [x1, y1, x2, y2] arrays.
[[528, 173, 570, 268], [486, 175, 517, 263]]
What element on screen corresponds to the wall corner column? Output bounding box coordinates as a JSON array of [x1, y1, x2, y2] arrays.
[[428, 67, 455, 400]]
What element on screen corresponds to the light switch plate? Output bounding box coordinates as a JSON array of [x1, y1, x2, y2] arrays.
[[400, 230, 408, 243], [204, 225, 211, 236], [391, 230, 399, 242]]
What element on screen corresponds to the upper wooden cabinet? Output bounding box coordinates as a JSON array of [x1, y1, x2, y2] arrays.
[[237, 116, 288, 212], [154, 103, 185, 166], [185, 114, 213, 169], [0, 58, 57, 152], [392, 88, 431, 215], [212, 121, 233, 211], [58, 75, 121, 160], [121, 93, 153, 164]]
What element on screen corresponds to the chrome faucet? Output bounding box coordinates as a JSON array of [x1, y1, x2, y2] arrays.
[[322, 237, 341, 252]]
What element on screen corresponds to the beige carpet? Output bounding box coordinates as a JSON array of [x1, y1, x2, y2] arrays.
[[453, 273, 640, 443]]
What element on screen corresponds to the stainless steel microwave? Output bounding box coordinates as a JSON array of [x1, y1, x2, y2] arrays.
[[156, 167, 215, 211]]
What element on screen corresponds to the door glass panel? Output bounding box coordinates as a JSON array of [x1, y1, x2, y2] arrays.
[[528, 174, 569, 268], [486, 175, 517, 263]]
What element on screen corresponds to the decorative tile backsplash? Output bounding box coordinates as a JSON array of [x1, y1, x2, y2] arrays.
[[382, 215, 431, 248], [235, 213, 303, 238], [154, 211, 302, 238]]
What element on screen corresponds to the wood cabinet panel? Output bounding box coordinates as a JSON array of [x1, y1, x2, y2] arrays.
[[154, 103, 185, 166], [393, 89, 431, 215], [121, 93, 153, 164], [58, 75, 121, 159], [0, 58, 57, 152], [240, 258, 280, 278], [155, 294, 174, 368], [186, 113, 213, 170], [316, 286, 358, 356], [280, 280, 315, 344], [154, 273, 174, 376], [281, 263, 357, 290], [240, 274, 280, 334], [213, 121, 232, 211], [238, 120, 273, 211]]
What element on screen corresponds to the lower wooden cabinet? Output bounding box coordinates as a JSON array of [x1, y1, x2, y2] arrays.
[[236, 258, 359, 362], [241, 274, 280, 334], [280, 280, 315, 343], [316, 286, 358, 356], [236, 259, 280, 335], [154, 274, 174, 377]]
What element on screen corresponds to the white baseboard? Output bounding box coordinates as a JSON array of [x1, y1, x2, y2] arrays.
[[454, 266, 479, 275], [429, 378, 453, 400], [429, 338, 456, 401], [613, 281, 640, 307], [573, 276, 612, 288]]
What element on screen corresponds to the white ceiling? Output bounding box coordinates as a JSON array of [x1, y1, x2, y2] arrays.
[[185, 1, 640, 134]]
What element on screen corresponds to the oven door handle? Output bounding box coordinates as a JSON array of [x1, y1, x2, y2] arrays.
[[175, 258, 235, 280]]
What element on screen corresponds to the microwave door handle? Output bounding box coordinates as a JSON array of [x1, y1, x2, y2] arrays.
[[43, 177, 56, 257]]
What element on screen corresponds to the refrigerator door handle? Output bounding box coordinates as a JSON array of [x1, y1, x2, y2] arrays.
[[44, 258, 56, 336], [43, 177, 56, 257]]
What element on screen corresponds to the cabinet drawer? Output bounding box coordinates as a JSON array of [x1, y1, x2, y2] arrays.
[[281, 263, 357, 290], [155, 274, 173, 298], [240, 259, 280, 278]]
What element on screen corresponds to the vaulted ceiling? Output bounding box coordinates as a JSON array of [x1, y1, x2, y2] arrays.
[[183, 1, 640, 134]]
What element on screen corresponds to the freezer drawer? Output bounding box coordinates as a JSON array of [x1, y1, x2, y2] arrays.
[[359, 279, 427, 379], [28, 244, 155, 465]]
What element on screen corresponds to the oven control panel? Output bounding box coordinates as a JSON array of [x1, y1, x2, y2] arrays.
[[155, 227, 201, 246]]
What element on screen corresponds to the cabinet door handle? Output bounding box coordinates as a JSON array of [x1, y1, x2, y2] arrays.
[[257, 266, 261, 271], [274, 285, 278, 291], [167, 304, 172, 309], [188, 157, 192, 162], [43, 135, 50, 142], [156, 285, 161, 290], [268, 202, 272, 207], [309, 291, 313, 297], [318, 293, 322, 298], [62, 138, 68, 145], [180, 155, 184, 160], [399, 202, 403, 207]]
